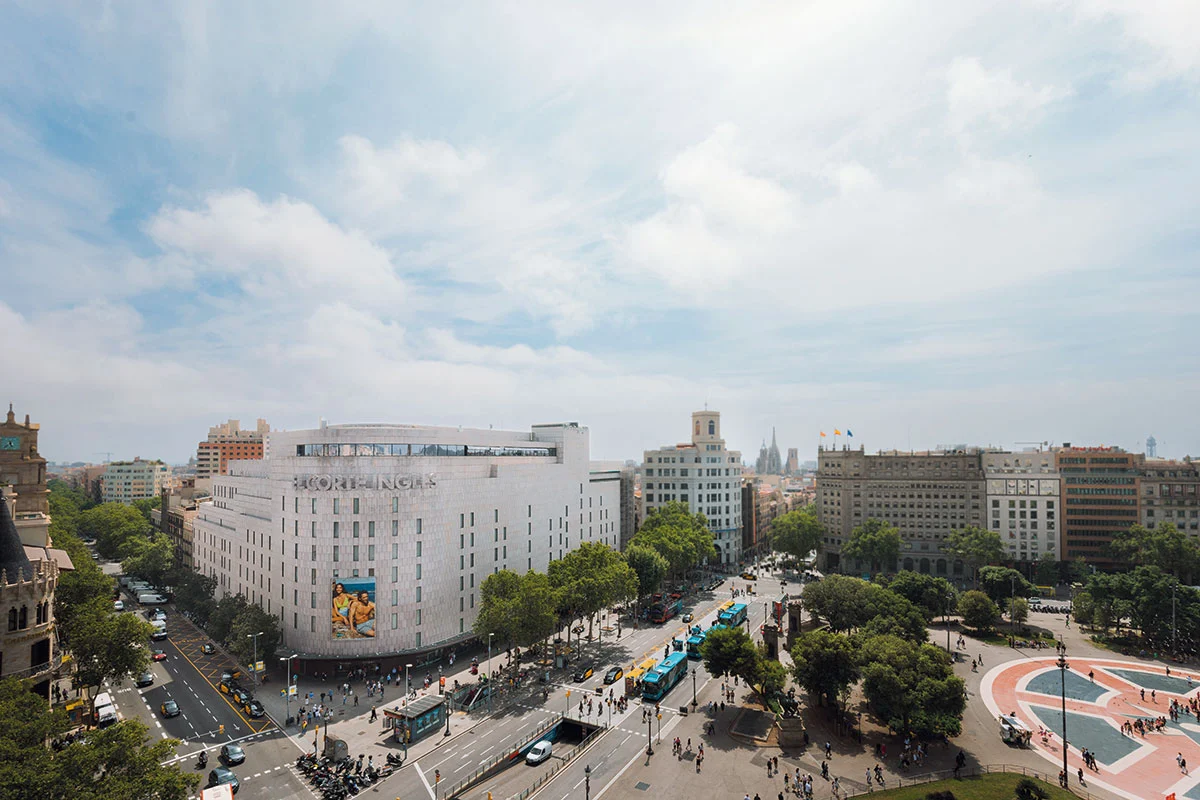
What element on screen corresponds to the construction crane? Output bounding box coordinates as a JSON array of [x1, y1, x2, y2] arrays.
[[1015, 441, 1050, 451], [93, 452, 113, 463]]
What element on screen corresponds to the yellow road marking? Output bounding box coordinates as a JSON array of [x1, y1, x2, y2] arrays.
[[168, 639, 272, 735]]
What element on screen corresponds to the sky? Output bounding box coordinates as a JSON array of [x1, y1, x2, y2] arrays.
[[1, 1, 1198, 465]]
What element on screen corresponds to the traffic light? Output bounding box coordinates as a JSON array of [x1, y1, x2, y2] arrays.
[[435, 769, 441, 783]]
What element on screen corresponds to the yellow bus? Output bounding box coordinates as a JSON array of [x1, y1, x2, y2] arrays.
[[624, 658, 660, 696], [719, 600, 735, 613]]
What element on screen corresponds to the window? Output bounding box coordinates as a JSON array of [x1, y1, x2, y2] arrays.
[[353, 498, 360, 514], [333, 546, 339, 562], [353, 521, 360, 538], [392, 497, 399, 513], [392, 520, 398, 536], [416, 541, 422, 557], [333, 521, 340, 538], [416, 518, 422, 534], [368, 545, 375, 560], [333, 498, 340, 514], [415, 563, 421, 579], [416, 586, 422, 603], [416, 609, 422, 626], [369, 521, 375, 537], [312, 498, 317, 513]]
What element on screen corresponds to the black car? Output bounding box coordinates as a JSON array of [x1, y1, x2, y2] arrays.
[[572, 665, 594, 682], [135, 671, 155, 687], [208, 767, 240, 794], [243, 699, 265, 718], [160, 699, 180, 718], [231, 687, 253, 706], [604, 667, 624, 685], [201, 643, 216, 655], [220, 743, 246, 765]]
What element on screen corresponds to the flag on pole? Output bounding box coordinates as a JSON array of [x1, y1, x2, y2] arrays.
[[820, 432, 826, 437], [834, 429, 842, 436], [847, 429, 853, 437]]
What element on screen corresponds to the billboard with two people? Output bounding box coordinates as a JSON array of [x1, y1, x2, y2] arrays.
[[331, 578, 376, 639]]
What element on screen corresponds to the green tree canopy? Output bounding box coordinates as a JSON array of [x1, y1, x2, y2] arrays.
[[1109, 522, 1200, 582], [62, 600, 153, 690], [131, 495, 162, 524], [77, 503, 151, 561], [770, 509, 823, 563], [802, 574, 927, 641], [858, 635, 966, 738], [549, 542, 639, 641], [475, 570, 524, 648], [699, 625, 759, 682], [630, 501, 717, 577], [789, 629, 861, 710], [1009, 596, 1030, 627], [51, 526, 115, 632], [943, 526, 1004, 586], [1034, 552, 1059, 587], [977, 566, 1036, 606], [880, 571, 957, 622], [227, 602, 283, 669], [841, 518, 902, 575], [748, 647, 789, 703], [121, 532, 175, 588], [206, 594, 249, 644], [957, 590, 1000, 631], [624, 545, 668, 600], [168, 568, 217, 626]]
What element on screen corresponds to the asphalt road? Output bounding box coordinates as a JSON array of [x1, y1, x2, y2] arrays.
[[103, 577, 312, 799]]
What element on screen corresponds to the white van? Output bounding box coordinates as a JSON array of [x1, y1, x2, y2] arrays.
[[137, 593, 167, 605], [151, 619, 168, 640], [93, 691, 118, 727]]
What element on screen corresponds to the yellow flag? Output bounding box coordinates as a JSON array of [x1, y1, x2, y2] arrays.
[[834, 429, 842, 436]]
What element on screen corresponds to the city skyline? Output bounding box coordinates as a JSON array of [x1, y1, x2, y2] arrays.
[[2, 4, 1197, 465]]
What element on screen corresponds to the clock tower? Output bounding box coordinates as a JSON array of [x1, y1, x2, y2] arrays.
[[0, 405, 50, 547]]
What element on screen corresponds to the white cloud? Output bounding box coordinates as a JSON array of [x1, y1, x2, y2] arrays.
[[146, 190, 407, 307], [1063, 0, 1200, 86], [946, 57, 1070, 137]]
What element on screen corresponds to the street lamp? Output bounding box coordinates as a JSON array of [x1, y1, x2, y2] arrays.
[[1057, 651, 1069, 784], [1010, 575, 1017, 635], [1173, 584, 1178, 657], [585, 764, 592, 800], [488, 633, 494, 712], [646, 714, 654, 756], [444, 696, 452, 737], [691, 670, 698, 709], [280, 654, 298, 724], [404, 662, 413, 707], [247, 631, 264, 687]]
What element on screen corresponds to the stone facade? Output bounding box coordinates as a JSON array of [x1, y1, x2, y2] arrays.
[[816, 446, 986, 580], [0, 405, 50, 547], [641, 411, 744, 565], [192, 421, 621, 660], [102, 458, 170, 505], [1140, 459, 1200, 535], [982, 451, 1061, 563]]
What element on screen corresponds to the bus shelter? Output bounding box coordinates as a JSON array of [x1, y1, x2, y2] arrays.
[[384, 695, 447, 745]]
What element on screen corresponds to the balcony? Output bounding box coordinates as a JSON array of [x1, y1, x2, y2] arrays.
[[3, 661, 54, 681]]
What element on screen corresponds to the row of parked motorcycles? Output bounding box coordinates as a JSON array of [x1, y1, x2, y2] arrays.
[[1030, 603, 1070, 614], [295, 753, 395, 799]]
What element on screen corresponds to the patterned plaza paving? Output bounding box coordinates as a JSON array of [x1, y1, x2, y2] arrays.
[[983, 657, 1200, 800]]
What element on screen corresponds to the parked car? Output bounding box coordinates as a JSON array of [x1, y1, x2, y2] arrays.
[[151, 649, 168, 662], [573, 665, 594, 682], [740, 572, 756, 581], [201, 643, 216, 655], [243, 699, 265, 719], [136, 593, 168, 605], [526, 741, 552, 765], [112, 600, 124, 612], [221, 668, 243, 682], [221, 743, 246, 765], [218, 679, 236, 695], [604, 667, 624, 685], [231, 687, 252, 706], [207, 767, 240, 794], [682, 612, 694, 623], [135, 671, 155, 688], [160, 699, 180, 717]]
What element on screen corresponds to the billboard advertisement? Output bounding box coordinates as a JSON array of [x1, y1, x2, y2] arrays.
[[331, 578, 376, 639]]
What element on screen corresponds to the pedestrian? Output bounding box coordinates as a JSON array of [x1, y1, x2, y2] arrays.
[[825, 741, 832, 758], [370, 705, 377, 722], [1153, 690, 1157, 702], [354, 693, 359, 707], [1088, 670, 1094, 682], [1184, 758, 1190, 775], [320, 691, 326, 703], [1077, 767, 1085, 786]]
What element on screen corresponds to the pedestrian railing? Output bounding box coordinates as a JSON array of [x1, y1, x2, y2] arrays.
[[838, 763, 1104, 799], [444, 714, 563, 799]]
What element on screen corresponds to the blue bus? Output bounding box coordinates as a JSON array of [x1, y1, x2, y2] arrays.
[[685, 628, 708, 659], [718, 602, 748, 628], [642, 652, 689, 701]]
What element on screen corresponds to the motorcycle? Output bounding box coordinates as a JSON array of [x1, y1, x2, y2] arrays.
[[197, 751, 208, 769]]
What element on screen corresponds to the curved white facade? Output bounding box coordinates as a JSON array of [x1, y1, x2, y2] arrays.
[[193, 422, 620, 659]]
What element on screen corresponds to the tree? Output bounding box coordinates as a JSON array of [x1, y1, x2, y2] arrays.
[[749, 647, 789, 703], [858, 635, 966, 738], [1071, 590, 1095, 627], [841, 519, 902, 575], [168, 568, 217, 626], [700, 626, 759, 682], [624, 545, 668, 600], [475, 570, 523, 648], [882, 571, 957, 622], [977, 566, 1036, 606], [549, 542, 638, 642], [206, 594, 249, 644], [631, 501, 717, 577], [770, 509, 823, 563], [802, 574, 927, 641], [131, 495, 162, 524], [51, 527, 115, 632], [62, 601, 153, 690], [789, 629, 861, 710], [227, 603, 282, 669], [0, 680, 197, 800], [121, 532, 174, 588], [1034, 552, 1059, 587], [943, 526, 1003, 587], [514, 571, 560, 647], [77, 503, 151, 561], [1015, 778, 1050, 800], [1109, 522, 1200, 582], [957, 590, 1000, 631], [1009, 597, 1029, 627]]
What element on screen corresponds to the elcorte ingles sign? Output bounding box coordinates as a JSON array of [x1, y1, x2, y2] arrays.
[[292, 474, 437, 491]]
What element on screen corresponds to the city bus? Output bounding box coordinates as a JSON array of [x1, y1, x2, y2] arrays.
[[718, 602, 748, 628], [642, 652, 688, 702], [685, 628, 708, 659], [718, 600, 735, 613], [624, 658, 659, 696]]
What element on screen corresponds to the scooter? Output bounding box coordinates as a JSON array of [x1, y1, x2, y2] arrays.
[[197, 751, 208, 770]]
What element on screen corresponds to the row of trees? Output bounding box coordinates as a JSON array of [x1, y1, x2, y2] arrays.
[[476, 503, 716, 652], [1073, 565, 1200, 653], [790, 573, 967, 738]]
